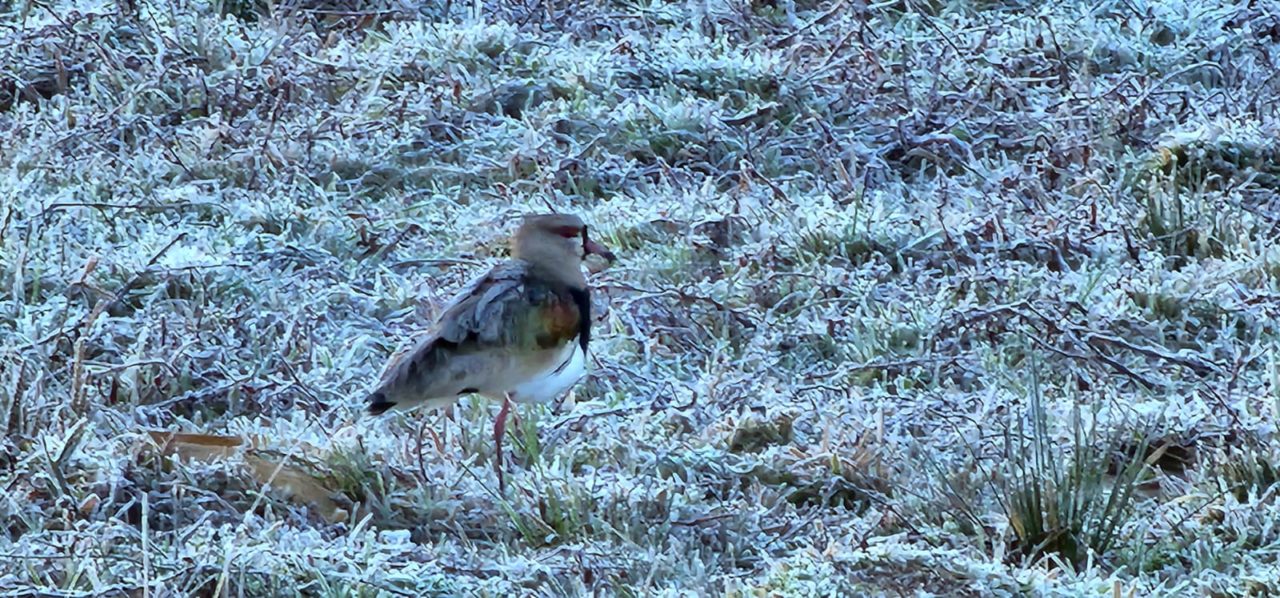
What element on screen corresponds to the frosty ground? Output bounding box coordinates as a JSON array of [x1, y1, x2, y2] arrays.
[[2, 0, 1280, 595]]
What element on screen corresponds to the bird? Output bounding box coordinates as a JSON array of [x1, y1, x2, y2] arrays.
[[364, 213, 616, 491]]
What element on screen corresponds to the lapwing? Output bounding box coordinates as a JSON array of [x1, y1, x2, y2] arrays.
[[365, 213, 615, 491]]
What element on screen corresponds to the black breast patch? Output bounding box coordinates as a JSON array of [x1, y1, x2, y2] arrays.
[[569, 287, 590, 354]]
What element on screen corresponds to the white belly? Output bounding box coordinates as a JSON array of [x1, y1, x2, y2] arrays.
[[507, 340, 586, 404]]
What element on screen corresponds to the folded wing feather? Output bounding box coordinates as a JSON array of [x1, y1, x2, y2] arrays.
[[366, 261, 585, 414]]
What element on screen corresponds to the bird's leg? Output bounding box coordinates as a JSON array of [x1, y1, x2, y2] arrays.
[[493, 393, 513, 493], [510, 403, 522, 438]]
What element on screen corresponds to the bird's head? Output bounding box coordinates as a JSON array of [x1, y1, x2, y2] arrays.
[[513, 213, 616, 283]]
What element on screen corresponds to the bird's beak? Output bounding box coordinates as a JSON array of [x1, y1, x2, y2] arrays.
[[582, 227, 616, 263]]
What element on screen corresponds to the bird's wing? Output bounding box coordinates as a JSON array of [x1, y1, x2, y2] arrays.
[[366, 260, 587, 414]]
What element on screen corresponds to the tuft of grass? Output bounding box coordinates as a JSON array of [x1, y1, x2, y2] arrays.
[[1133, 121, 1280, 262], [1218, 443, 1280, 504], [727, 410, 793, 454], [936, 373, 1155, 569], [998, 385, 1152, 567]]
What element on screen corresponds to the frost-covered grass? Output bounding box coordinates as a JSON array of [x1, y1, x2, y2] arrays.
[[3, 0, 1280, 595]]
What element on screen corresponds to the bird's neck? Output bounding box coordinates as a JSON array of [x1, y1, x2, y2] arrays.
[[522, 257, 587, 289]]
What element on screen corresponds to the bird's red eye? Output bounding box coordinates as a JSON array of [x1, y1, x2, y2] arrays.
[[556, 225, 581, 238]]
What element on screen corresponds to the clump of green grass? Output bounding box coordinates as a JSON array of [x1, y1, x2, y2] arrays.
[[935, 376, 1154, 568], [504, 474, 602, 547], [1140, 184, 1228, 261], [1218, 443, 1280, 504], [322, 440, 384, 506], [608, 96, 719, 169], [1132, 122, 1279, 262], [796, 225, 883, 266], [728, 410, 793, 454], [999, 394, 1152, 567]]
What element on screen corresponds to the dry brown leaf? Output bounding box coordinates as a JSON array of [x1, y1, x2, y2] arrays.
[[146, 431, 245, 461], [145, 430, 345, 523], [245, 454, 347, 524]]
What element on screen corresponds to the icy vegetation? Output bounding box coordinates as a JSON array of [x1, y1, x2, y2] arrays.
[[3, 0, 1280, 595]]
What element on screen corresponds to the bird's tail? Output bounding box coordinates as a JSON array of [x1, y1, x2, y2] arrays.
[[366, 391, 397, 416]]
